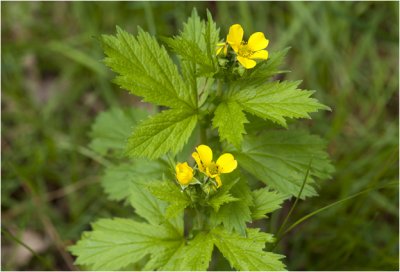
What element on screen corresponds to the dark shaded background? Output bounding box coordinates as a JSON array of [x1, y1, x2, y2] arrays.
[[2, 1, 399, 270]]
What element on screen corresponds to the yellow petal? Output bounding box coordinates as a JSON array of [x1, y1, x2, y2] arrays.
[[216, 43, 228, 56], [196, 145, 213, 165], [250, 50, 269, 60], [237, 56, 256, 69], [194, 144, 213, 169], [176, 162, 192, 174], [192, 152, 205, 172], [216, 153, 238, 173], [215, 175, 222, 188], [227, 24, 243, 52], [247, 32, 269, 51], [175, 162, 194, 185]]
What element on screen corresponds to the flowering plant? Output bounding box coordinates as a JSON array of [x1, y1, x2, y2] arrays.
[[70, 9, 334, 271]]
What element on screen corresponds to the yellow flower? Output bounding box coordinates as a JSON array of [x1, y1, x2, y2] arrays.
[[216, 42, 228, 56], [192, 145, 237, 188], [175, 162, 194, 186], [227, 24, 269, 69]]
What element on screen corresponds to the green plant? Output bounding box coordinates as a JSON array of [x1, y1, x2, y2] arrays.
[[69, 9, 334, 270]]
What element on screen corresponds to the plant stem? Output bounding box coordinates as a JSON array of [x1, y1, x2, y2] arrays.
[[195, 207, 202, 229], [200, 124, 207, 145], [216, 79, 222, 97]]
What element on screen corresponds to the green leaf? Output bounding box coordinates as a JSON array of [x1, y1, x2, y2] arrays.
[[129, 180, 184, 235], [230, 80, 330, 127], [197, 77, 215, 107], [207, 177, 239, 212], [177, 8, 209, 76], [173, 9, 219, 76], [234, 130, 335, 198], [162, 232, 214, 270], [181, 8, 206, 50], [147, 180, 191, 219], [213, 101, 248, 148], [251, 188, 289, 220], [234, 48, 290, 88], [208, 192, 239, 213], [204, 10, 220, 70], [143, 240, 184, 271], [164, 37, 213, 71], [244, 114, 282, 134], [89, 107, 149, 156], [165, 9, 219, 111], [212, 227, 286, 271], [69, 218, 183, 270], [176, 10, 205, 98], [102, 27, 196, 109], [210, 176, 253, 235], [71, 179, 185, 270], [101, 159, 165, 202], [127, 108, 197, 159]]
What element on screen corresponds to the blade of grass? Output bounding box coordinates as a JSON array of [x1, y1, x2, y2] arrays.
[[282, 181, 398, 235], [143, 2, 156, 35], [48, 41, 107, 77], [9, 165, 78, 271], [1, 227, 55, 271], [21, 182, 78, 271], [58, 139, 112, 167], [276, 159, 312, 239]]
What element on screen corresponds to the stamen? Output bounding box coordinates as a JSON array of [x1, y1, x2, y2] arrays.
[[238, 44, 254, 58]]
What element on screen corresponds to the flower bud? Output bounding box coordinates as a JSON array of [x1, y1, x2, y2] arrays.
[[175, 162, 194, 185]]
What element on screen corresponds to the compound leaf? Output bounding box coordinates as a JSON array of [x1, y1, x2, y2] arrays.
[[212, 227, 286, 271], [127, 108, 197, 159]]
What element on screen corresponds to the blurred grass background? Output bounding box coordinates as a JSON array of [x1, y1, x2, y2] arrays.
[[2, 1, 398, 270]]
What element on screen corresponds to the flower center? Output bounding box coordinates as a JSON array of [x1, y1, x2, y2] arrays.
[[207, 162, 219, 176], [238, 43, 253, 58]]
